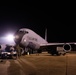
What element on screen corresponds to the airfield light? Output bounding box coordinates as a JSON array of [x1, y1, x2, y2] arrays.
[[6, 34, 14, 42]]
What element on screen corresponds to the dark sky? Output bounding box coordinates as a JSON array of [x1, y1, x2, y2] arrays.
[[0, 1, 76, 42]]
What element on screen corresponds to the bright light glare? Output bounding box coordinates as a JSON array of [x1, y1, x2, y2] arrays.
[[6, 34, 14, 41]]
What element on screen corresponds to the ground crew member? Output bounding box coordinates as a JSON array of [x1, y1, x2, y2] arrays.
[[15, 44, 22, 58], [0, 45, 3, 62], [10, 46, 15, 58]]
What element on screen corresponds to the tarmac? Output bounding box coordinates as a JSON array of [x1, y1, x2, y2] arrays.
[[0, 52, 76, 75]]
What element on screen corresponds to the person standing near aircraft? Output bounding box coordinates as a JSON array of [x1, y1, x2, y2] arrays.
[[0, 45, 3, 62], [36, 49, 42, 56], [10, 46, 15, 58], [15, 44, 22, 58]]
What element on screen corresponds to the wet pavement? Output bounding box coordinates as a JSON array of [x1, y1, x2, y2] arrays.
[[0, 52, 76, 75]]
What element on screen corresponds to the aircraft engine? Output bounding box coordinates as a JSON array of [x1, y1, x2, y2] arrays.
[[63, 43, 71, 52]]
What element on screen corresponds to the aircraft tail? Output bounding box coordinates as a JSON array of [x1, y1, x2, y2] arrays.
[[45, 28, 47, 42]]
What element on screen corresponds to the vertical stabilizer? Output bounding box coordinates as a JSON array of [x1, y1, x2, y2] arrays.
[[45, 28, 47, 42]]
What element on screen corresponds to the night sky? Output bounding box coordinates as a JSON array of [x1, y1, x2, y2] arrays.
[[0, 1, 76, 43]]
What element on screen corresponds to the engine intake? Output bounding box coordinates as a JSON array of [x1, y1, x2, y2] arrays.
[[63, 44, 71, 52]]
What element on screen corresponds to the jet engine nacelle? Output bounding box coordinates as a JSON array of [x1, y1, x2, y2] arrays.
[[63, 43, 71, 52]]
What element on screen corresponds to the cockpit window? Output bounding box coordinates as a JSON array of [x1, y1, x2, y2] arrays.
[[19, 30, 28, 34]]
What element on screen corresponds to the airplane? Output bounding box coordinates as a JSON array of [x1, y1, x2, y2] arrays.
[[14, 28, 76, 56]]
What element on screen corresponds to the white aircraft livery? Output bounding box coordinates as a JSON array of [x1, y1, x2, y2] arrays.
[[14, 28, 76, 55]]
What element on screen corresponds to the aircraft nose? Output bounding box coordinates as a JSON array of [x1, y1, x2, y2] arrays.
[[14, 31, 25, 44], [14, 34, 21, 44], [15, 35, 19, 39]]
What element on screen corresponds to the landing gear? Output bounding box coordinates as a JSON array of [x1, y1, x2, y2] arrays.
[[48, 49, 65, 56], [51, 51, 61, 56], [48, 49, 60, 56]]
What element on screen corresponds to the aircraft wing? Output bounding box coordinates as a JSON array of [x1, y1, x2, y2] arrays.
[[40, 43, 65, 46], [40, 42, 76, 46]]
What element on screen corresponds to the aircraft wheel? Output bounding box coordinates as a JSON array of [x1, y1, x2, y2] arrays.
[[51, 53, 54, 56], [63, 53, 66, 56]]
